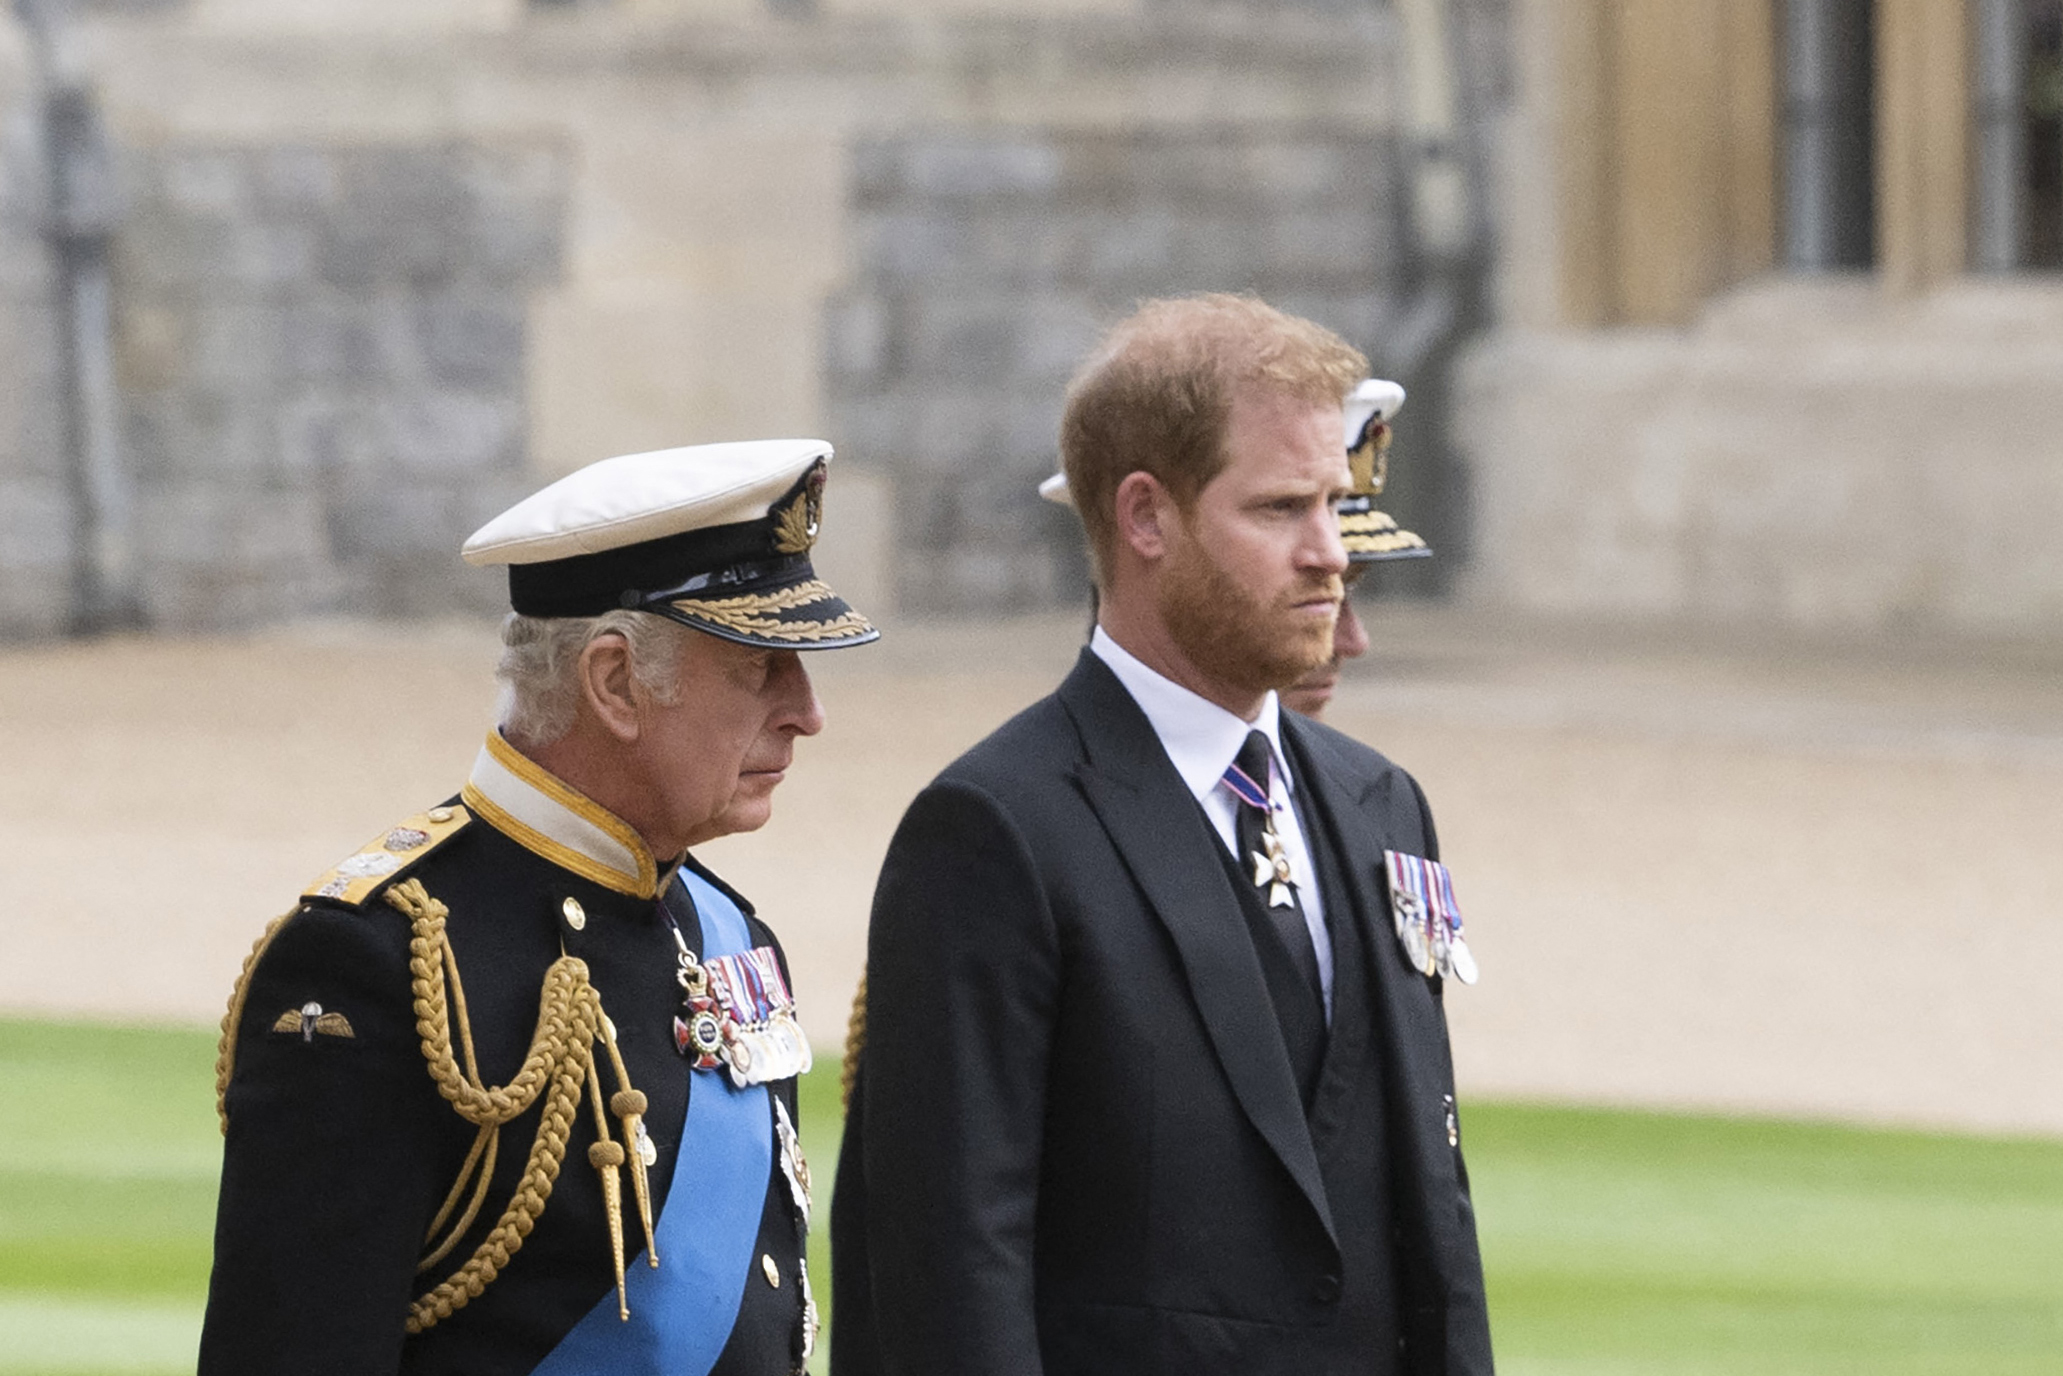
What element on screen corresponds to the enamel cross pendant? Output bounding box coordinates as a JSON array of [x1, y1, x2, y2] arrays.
[[1250, 828, 1297, 908]]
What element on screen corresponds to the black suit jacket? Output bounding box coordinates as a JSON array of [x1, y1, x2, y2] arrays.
[[835, 650, 1492, 1375]]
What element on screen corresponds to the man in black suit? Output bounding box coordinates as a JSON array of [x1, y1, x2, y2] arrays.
[[833, 295, 1492, 1375]]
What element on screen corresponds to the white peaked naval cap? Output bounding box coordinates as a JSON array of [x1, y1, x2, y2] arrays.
[[462, 438, 878, 649]]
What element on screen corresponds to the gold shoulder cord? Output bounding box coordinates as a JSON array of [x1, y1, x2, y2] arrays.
[[214, 879, 660, 1333], [840, 970, 867, 1111]]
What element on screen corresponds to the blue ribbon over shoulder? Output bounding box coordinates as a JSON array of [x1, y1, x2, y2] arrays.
[[533, 869, 773, 1376]]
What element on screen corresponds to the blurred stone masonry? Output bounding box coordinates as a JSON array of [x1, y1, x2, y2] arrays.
[[0, 0, 1513, 636], [826, 124, 1407, 613], [112, 141, 567, 627], [0, 37, 63, 639]]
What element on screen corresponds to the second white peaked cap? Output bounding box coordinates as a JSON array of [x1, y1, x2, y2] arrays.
[[461, 438, 878, 649], [1341, 378, 1406, 449]]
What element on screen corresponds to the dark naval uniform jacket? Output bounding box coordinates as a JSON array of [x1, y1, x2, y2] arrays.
[[201, 731, 817, 1376], [834, 649, 1492, 1376]]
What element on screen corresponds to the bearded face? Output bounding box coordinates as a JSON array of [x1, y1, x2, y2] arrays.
[[1158, 511, 1341, 700]]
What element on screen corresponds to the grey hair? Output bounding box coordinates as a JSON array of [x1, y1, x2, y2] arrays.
[[495, 610, 694, 748]]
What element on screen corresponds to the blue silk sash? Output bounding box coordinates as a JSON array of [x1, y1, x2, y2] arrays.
[[533, 869, 774, 1376]]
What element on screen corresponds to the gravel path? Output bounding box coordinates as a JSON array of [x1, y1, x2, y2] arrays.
[[4, 610, 2058, 1136]]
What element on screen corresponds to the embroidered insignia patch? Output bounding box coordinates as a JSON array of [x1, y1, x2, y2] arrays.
[[271, 1000, 356, 1042]]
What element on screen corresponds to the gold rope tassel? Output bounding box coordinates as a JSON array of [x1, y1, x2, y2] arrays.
[[840, 970, 868, 1111], [385, 878, 650, 1334], [585, 1064, 630, 1320]]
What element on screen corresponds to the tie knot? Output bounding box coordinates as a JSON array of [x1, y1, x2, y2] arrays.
[[1234, 731, 1273, 799]]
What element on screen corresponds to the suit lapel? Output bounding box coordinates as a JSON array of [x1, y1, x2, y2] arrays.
[[1057, 653, 1338, 1249], [1282, 714, 1473, 1280]]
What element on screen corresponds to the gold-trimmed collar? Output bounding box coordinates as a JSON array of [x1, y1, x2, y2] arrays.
[[461, 732, 662, 899]]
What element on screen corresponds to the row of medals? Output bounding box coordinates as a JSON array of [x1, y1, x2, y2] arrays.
[[1392, 888, 1478, 986], [671, 943, 813, 1088]]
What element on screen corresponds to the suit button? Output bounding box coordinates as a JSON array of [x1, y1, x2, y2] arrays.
[[1312, 1274, 1342, 1304]]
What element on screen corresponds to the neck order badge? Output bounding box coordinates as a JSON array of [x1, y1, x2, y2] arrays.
[[532, 869, 775, 1376]]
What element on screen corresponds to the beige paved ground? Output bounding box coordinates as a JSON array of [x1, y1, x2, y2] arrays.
[[3, 609, 2059, 1136]]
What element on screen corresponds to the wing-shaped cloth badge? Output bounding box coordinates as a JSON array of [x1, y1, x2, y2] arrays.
[[1383, 851, 1478, 985]]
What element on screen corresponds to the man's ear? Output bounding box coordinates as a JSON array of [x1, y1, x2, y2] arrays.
[[1113, 470, 1174, 561], [578, 633, 641, 743]]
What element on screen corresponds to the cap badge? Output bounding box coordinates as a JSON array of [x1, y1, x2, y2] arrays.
[[1349, 421, 1390, 498], [772, 463, 827, 555]]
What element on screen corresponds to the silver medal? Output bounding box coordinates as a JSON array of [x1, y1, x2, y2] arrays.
[[1400, 912, 1432, 974], [1447, 934, 1479, 985], [774, 1098, 812, 1226]]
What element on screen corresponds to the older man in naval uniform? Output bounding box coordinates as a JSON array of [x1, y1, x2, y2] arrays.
[[833, 295, 1490, 1376], [201, 440, 874, 1376]]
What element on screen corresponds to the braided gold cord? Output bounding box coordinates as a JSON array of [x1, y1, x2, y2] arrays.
[[383, 878, 644, 1335], [416, 1126, 499, 1275], [840, 970, 867, 1111], [216, 908, 299, 1136]]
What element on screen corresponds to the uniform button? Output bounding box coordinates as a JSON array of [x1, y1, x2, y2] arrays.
[[561, 897, 587, 932], [427, 807, 454, 823], [1312, 1274, 1342, 1304], [761, 1253, 781, 1288]]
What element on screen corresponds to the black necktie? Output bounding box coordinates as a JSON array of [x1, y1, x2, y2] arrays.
[[1227, 731, 1323, 999]]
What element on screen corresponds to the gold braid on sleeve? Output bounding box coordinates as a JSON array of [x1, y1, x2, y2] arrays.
[[215, 908, 300, 1136], [840, 970, 867, 1111], [385, 879, 658, 1334]]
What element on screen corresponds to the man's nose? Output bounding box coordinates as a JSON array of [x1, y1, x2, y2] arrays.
[[1304, 505, 1349, 575], [1334, 598, 1370, 660], [772, 654, 827, 737]]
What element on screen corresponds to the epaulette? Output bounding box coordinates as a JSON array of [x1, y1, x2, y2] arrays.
[[301, 804, 472, 908]]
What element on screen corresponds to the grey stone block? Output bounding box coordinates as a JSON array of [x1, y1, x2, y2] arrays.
[[822, 290, 893, 389], [277, 390, 520, 482], [316, 150, 475, 288], [418, 291, 526, 390], [0, 478, 73, 571], [377, 392, 524, 478], [124, 388, 279, 482]]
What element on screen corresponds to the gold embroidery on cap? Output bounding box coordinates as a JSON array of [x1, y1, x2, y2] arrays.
[[671, 579, 873, 644]]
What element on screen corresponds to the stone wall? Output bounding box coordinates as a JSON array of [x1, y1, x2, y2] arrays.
[[1458, 277, 2063, 638], [827, 125, 1406, 612], [0, 0, 1495, 634], [0, 32, 64, 639], [113, 141, 565, 625]]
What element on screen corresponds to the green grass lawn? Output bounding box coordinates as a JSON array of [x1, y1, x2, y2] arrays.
[[2, 1016, 2059, 1374]]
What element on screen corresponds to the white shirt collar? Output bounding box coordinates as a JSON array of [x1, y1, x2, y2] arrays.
[[461, 731, 664, 899], [1089, 625, 1293, 805]]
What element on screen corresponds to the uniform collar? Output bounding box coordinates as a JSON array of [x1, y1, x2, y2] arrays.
[[461, 731, 667, 899], [1089, 625, 1293, 806]]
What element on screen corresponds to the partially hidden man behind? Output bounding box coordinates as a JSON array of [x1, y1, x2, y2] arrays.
[[834, 296, 1492, 1375], [202, 440, 876, 1376]]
